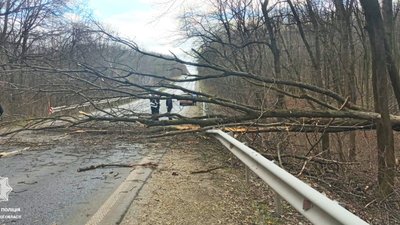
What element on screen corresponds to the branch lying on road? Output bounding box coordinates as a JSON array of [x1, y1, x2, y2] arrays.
[[190, 166, 226, 174], [77, 162, 158, 172]]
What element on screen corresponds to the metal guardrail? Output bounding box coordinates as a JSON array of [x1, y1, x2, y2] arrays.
[[207, 129, 369, 225]]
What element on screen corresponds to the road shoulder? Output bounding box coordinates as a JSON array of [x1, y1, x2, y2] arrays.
[[120, 134, 308, 225]]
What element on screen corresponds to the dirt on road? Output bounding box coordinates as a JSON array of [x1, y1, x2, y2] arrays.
[[121, 134, 309, 225]]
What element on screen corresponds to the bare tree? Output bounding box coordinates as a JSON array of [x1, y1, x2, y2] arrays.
[[360, 0, 396, 197], [1, 0, 400, 206]]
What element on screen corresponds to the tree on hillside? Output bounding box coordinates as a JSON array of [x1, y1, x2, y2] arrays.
[[360, 0, 397, 197], [1, 0, 400, 207]]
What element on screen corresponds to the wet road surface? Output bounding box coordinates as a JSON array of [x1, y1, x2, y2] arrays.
[[0, 78, 197, 225], [0, 130, 165, 225]]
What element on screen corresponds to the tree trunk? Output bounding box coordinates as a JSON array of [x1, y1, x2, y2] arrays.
[[360, 0, 396, 197], [333, 0, 357, 161], [382, 0, 400, 111], [261, 0, 285, 109], [288, 0, 330, 156]]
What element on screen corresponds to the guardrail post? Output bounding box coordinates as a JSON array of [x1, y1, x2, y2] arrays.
[[274, 192, 283, 215], [245, 166, 249, 184], [272, 160, 283, 215], [207, 129, 370, 225], [243, 142, 250, 184]]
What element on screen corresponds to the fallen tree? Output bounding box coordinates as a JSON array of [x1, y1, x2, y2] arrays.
[[1, 0, 399, 201]]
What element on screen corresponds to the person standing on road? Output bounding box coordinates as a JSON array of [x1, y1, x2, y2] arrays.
[[166, 97, 173, 120], [150, 96, 159, 120], [0, 104, 3, 117], [156, 96, 160, 114]]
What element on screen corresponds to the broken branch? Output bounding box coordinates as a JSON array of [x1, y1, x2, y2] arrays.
[[77, 162, 158, 172]]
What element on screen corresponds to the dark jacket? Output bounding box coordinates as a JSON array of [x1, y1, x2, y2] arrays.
[[166, 98, 173, 109], [150, 98, 158, 109], [0, 104, 3, 116], [156, 98, 160, 110]]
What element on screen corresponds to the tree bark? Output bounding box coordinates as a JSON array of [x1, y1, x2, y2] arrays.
[[382, 0, 400, 111], [333, 0, 357, 161], [261, 0, 285, 109], [360, 0, 396, 197]]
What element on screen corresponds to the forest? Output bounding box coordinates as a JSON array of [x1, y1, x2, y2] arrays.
[[0, 0, 187, 116], [0, 0, 399, 223]]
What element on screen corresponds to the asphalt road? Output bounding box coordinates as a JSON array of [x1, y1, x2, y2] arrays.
[[0, 78, 197, 225], [0, 134, 160, 225], [92, 76, 198, 118]]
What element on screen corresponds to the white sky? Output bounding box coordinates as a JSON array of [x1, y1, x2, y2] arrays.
[[88, 0, 203, 56]]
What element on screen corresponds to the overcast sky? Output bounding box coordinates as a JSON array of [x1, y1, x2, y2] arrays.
[[87, 0, 201, 56]]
